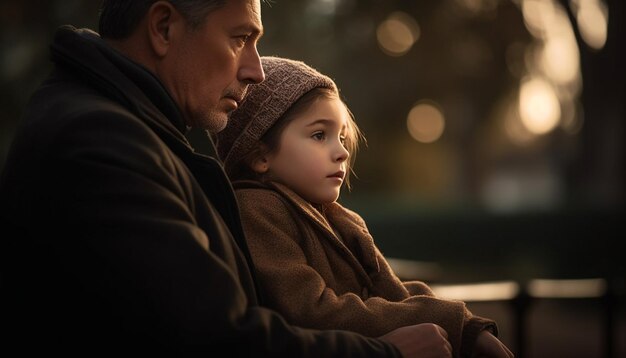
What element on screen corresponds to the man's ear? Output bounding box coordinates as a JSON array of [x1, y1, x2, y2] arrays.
[[146, 1, 180, 57]]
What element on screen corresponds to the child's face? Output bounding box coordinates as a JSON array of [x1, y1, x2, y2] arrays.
[[265, 97, 351, 204]]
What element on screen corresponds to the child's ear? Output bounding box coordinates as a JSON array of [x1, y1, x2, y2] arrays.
[[251, 156, 269, 174], [250, 143, 271, 174]]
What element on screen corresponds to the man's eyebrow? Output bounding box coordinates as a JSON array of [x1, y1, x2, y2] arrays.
[[232, 24, 264, 37]]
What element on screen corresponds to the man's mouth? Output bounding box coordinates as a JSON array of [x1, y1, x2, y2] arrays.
[[225, 88, 247, 105], [225, 95, 243, 105]]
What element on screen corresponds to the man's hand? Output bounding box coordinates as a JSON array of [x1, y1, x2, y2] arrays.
[[472, 331, 514, 358], [379, 323, 452, 358]]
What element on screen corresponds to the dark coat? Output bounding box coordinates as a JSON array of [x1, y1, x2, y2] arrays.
[[235, 180, 497, 358], [0, 26, 398, 356]]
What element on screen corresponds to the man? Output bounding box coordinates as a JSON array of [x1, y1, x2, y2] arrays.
[[0, 1, 511, 356]]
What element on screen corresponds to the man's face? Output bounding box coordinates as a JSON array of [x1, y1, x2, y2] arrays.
[[160, 0, 264, 133]]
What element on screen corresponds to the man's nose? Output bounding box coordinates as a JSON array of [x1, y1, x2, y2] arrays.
[[239, 47, 265, 84]]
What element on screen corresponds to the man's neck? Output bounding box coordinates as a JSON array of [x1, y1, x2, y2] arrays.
[[104, 35, 156, 75]]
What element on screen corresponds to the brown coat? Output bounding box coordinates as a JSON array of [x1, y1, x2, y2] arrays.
[[234, 180, 497, 358]]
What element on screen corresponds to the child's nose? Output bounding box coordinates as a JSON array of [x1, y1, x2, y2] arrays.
[[334, 142, 349, 162]]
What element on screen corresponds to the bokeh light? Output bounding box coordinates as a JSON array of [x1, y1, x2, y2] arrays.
[[518, 77, 561, 135], [571, 0, 609, 50], [406, 101, 446, 143], [540, 35, 580, 85], [376, 11, 420, 57]]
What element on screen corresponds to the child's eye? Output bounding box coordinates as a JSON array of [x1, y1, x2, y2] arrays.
[[339, 135, 346, 145], [312, 131, 325, 141]]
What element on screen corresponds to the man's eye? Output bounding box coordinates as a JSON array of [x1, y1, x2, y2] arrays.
[[236, 35, 250, 45]]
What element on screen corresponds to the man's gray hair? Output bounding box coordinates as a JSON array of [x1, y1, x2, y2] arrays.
[[98, 0, 226, 39]]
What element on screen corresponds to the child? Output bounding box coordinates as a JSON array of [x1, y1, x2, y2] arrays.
[[217, 56, 513, 358]]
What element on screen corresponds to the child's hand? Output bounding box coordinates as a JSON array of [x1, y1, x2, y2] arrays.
[[379, 323, 452, 358], [472, 330, 514, 358]]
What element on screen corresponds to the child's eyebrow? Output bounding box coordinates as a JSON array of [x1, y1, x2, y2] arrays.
[[305, 119, 334, 127], [306, 119, 347, 131]]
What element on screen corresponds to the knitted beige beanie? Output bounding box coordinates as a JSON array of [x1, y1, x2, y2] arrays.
[[217, 56, 338, 175]]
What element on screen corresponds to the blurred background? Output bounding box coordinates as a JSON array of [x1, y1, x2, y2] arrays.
[[0, 0, 623, 356]]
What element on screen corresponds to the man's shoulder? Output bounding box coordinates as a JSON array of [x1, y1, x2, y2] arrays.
[[25, 70, 130, 127]]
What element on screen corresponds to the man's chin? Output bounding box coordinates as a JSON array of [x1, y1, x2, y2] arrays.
[[199, 111, 229, 134]]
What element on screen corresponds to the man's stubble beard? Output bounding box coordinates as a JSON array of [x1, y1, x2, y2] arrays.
[[195, 108, 229, 135]]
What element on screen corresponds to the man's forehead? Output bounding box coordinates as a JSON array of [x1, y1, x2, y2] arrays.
[[210, 0, 263, 30]]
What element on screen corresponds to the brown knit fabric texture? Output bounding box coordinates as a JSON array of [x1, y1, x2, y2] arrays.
[[217, 56, 338, 175]]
